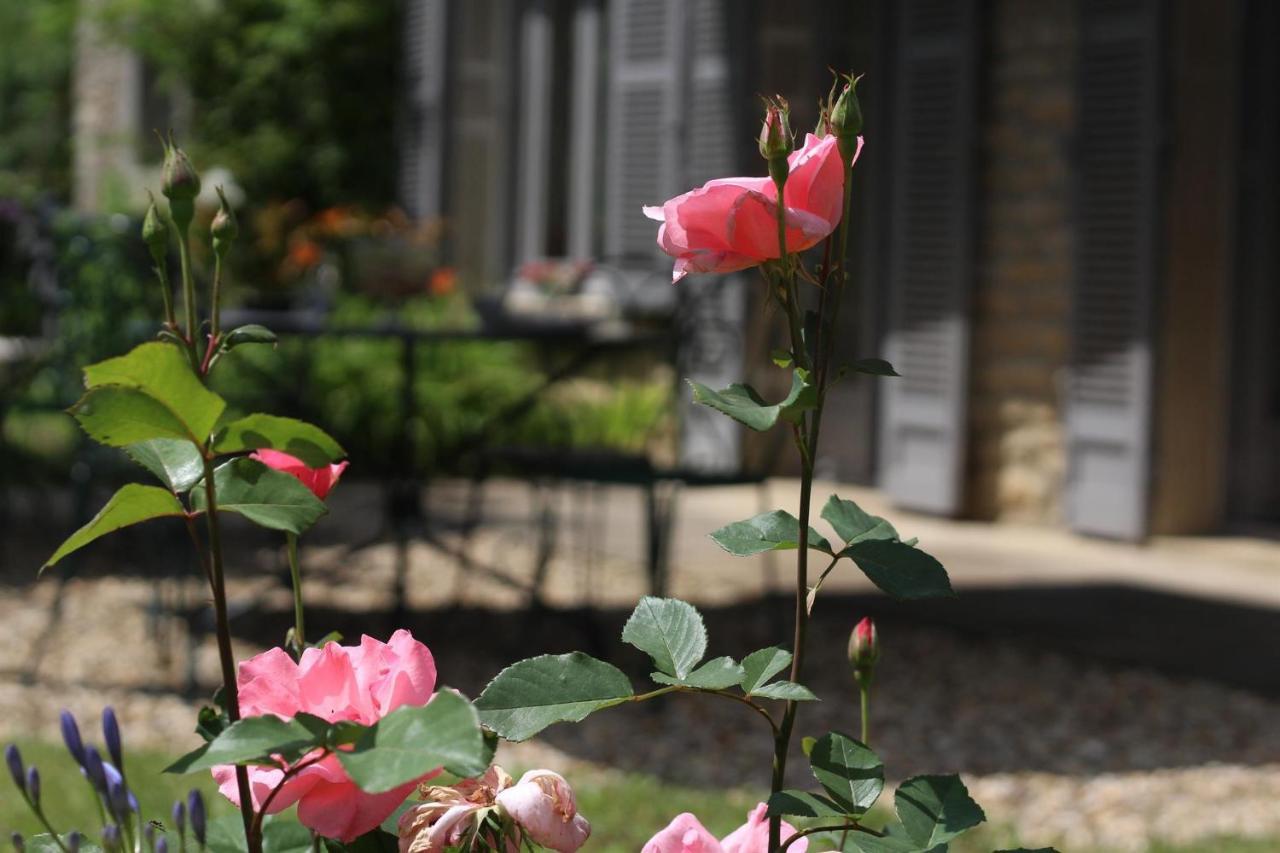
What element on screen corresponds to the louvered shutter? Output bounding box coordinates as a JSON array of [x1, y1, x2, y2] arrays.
[[604, 0, 685, 259], [1065, 0, 1163, 539], [515, 1, 554, 263], [673, 0, 745, 474], [876, 0, 980, 514], [567, 0, 604, 259], [400, 0, 449, 219]]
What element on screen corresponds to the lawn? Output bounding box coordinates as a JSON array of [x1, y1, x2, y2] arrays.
[[2, 738, 1274, 852]]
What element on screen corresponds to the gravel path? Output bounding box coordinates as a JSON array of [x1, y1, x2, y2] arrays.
[[3, 484, 1279, 851]]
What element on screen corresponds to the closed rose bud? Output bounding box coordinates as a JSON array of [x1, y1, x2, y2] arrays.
[[211, 186, 238, 258], [161, 133, 201, 203], [102, 707, 123, 770], [758, 97, 793, 188], [829, 76, 863, 161], [142, 193, 170, 268], [60, 710, 86, 767], [4, 745, 23, 794], [847, 616, 879, 675]]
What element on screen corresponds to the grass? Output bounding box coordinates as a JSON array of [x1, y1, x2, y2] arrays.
[[2, 739, 1276, 852]]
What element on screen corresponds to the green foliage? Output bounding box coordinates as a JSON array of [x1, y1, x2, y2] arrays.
[[43, 483, 185, 569], [710, 510, 834, 557], [739, 647, 793, 694], [821, 495, 899, 545], [125, 438, 205, 491], [621, 597, 709, 681], [688, 368, 815, 431], [808, 732, 884, 815], [83, 341, 227, 442], [207, 814, 313, 853], [894, 775, 986, 849], [166, 715, 320, 773], [767, 789, 847, 819], [337, 693, 489, 791], [0, 0, 75, 199], [844, 539, 954, 601], [189, 457, 327, 534], [651, 656, 745, 690], [23, 837, 104, 853], [212, 413, 345, 466], [474, 653, 635, 742], [749, 681, 818, 701]]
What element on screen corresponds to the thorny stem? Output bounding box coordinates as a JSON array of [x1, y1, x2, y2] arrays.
[[780, 822, 883, 852], [176, 226, 199, 370], [287, 532, 306, 659], [250, 752, 328, 839], [210, 254, 223, 340], [153, 258, 176, 331]]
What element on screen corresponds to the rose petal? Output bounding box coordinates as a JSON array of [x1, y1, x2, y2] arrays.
[[642, 813, 723, 853]]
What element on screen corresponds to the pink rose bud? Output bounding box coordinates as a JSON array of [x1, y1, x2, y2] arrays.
[[211, 186, 238, 259], [161, 131, 200, 233], [250, 449, 348, 501], [848, 616, 879, 674], [757, 99, 792, 163]]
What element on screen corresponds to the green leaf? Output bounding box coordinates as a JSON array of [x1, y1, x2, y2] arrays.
[[850, 358, 900, 377], [995, 849, 1059, 852], [740, 647, 793, 694], [770, 349, 793, 368], [750, 681, 818, 701], [844, 539, 954, 600], [165, 715, 321, 773], [213, 414, 346, 467], [711, 510, 833, 557], [895, 774, 985, 848], [190, 457, 328, 534], [208, 813, 313, 853], [847, 828, 925, 853], [25, 837, 103, 853], [809, 732, 884, 815], [43, 484, 186, 570], [126, 438, 205, 492], [766, 790, 848, 819], [651, 656, 744, 690], [474, 652, 634, 741], [71, 386, 198, 447], [339, 691, 488, 792], [688, 368, 815, 432], [84, 341, 226, 441], [223, 324, 279, 349], [621, 597, 708, 679], [821, 494, 899, 546]]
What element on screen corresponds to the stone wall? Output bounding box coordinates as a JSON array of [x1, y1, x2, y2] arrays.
[[965, 0, 1076, 523]]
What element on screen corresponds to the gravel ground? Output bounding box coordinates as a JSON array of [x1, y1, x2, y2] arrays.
[[3, 485, 1280, 851]]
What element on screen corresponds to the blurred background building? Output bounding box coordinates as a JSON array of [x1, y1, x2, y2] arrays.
[[45, 0, 1280, 542]]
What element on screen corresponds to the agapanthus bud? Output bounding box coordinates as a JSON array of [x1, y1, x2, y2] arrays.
[[11, 832, 23, 853], [142, 193, 170, 267], [102, 707, 123, 770], [107, 776, 130, 820], [171, 800, 186, 835], [155, 836, 169, 853], [60, 710, 86, 767], [102, 825, 120, 853], [4, 745, 23, 794], [67, 832, 82, 853], [847, 616, 879, 676], [161, 133, 201, 203], [188, 790, 206, 845], [211, 186, 238, 258], [829, 76, 863, 161], [25, 766, 39, 807], [82, 747, 107, 798]]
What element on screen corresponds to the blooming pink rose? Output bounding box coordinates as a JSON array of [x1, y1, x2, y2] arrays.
[[643, 804, 807, 853], [250, 448, 348, 500], [643, 133, 864, 283], [213, 630, 439, 841]]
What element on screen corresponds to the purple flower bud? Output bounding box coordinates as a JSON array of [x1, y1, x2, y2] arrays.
[[67, 831, 82, 853], [102, 825, 120, 852], [155, 837, 169, 853], [187, 790, 206, 845], [4, 745, 24, 794], [11, 832, 24, 853], [102, 708, 124, 770], [61, 711, 86, 767], [171, 801, 186, 835], [25, 766, 39, 807], [83, 747, 107, 793], [106, 772, 130, 819], [143, 823, 155, 847]]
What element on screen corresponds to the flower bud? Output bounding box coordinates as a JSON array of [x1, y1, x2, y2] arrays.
[[161, 133, 201, 203], [211, 186, 238, 258], [188, 790, 206, 845], [142, 193, 170, 267], [829, 76, 863, 161], [4, 745, 24, 794], [102, 825, 120, 853], [25, 767, 39, 808], [67, 832, 82, 853], [155, 837, 169, 853], [143, 823, 155, 850], [758, 97, 793, 189], [82, 746, 107, 794], [61, 710, 86, 767], [11, 832, 23, 853], [102, 707, 123, 770], [171, 800, 186, 836], [847, 616, 879, 678]]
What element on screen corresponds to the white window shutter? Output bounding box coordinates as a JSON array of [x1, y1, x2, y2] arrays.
[[877, 0, 980, 515], [1065, 0, 1163, 539], [400, 0, 449, 219]]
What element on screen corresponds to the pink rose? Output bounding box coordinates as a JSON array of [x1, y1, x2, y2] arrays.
[[643, 133, 864, 283], [494, 770, 591, 851], [250, 448, 348, 500], [212, 630, 439, 841], [643, 804, 807, 853]]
